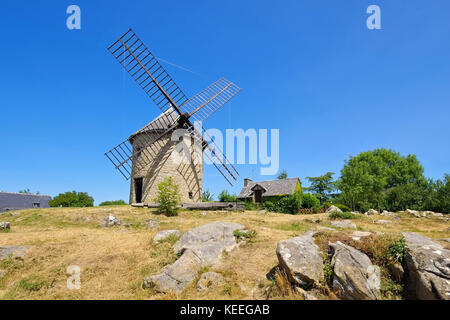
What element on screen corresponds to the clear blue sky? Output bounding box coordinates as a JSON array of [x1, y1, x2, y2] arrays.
[[1, 1, 449, 204]]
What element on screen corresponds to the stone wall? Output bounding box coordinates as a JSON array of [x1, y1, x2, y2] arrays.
[[129, 131, 203, 204]]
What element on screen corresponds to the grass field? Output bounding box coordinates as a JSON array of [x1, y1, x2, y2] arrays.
[[0, 206, 448, 300]]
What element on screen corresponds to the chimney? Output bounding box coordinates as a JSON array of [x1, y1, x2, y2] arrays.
[[244, 178, 252, 187]]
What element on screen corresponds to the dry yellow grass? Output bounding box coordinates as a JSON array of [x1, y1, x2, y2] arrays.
[[0, 206, 448, 300]]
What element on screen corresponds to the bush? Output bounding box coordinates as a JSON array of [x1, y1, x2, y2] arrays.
[[301, 193, 320, 209], [154, 177, 181, 216], [48, 191, 94, 208], [218, 190, 237, 202], [99, 200, 127, 206], [277, 195, 302, 214], [202, 189, 214, 202], [329, 211, 357, 219], [333, 203, 351, 212], [262, 200, 277, 212], [385, 238, 408, 264], [244, 200, 260, 210]]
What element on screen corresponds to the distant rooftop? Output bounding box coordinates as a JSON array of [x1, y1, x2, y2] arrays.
[[237, 178, 300, 198], [0, 192, 52, 212]]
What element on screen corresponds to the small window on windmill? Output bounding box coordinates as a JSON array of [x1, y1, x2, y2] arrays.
[[32, 203, 40, 208], [136, 147, 142, 157], [188, 192, 193, 199]]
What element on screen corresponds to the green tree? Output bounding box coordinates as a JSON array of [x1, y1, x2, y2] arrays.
[[99, 200, 127, 206], [218, 190, 237, 202], [301, 193, 320, 209], [154, 177, 181, 216], [18, 189, 31, 194], [423, 174, 450, 214], [277, 170, 288, 179], [304, 172, 336, 204], [337, 148, 426, 212], [202, 189, 214, 202], [48, 191, 94, 207]]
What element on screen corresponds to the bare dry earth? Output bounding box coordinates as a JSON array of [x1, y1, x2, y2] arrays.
[[0, 206, 448, 300]]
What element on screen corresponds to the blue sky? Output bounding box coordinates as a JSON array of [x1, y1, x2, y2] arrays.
[[1, 1, 449, 204]]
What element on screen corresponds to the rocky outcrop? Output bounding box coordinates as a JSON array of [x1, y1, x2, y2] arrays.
[[144, 219, 159, 230], [143, 222, 245, 293], [153, 230, 181, 243], [330, 241, 381, 300], [196, 272, 225, 291], [331, 220, 357, 229], [99, 214, 122, 227], [0, 246, 28, 260], [351, 231, 372, 241], [402, 232, 450, 300], [326, 205, 342, 213], [276, 231, 324, 286], [365, 209, 378, 215], [0, 222, 10, 230], [376, 219, 392, 224]]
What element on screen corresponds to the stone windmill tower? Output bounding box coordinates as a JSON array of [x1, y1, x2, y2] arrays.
[[104, 29, 241, 204]]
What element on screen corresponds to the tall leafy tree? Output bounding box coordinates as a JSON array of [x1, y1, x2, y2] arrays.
[[305, 172, 335, 204], [49, 191, 94, 207], [337, 148, 426, 212], [277, 170, 288, 179]]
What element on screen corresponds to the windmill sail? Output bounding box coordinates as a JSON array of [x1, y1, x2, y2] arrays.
[[108, 29, 188, 115], [105, 108, 180, 180], [182, 78, 241, 122], [186, 124, 239, 186]]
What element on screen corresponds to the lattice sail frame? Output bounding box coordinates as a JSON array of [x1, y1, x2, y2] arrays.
[[105, 29, 241, 185]]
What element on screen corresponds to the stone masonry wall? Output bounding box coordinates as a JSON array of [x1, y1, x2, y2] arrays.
[[129, 131, 203, 204]]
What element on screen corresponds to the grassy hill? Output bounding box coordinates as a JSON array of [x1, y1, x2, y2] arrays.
[[0, 206, 448, 300]]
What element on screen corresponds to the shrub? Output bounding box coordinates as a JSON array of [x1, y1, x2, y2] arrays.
[[48, 191, 94, 208], [244, 200, 260, 210], [329, 211, 357, 220], [202, 189, 214, 202], [333, 203, 351, 212], [262, 200, 277, 212], [233, 229, 257, 242], [154, 177, 181, 216], [385, 238, 408, 264], [218, 190, 237, 202], [99, 200, 127, 206], [301, 193, 320, 209], [277, 195, 302, 214], [322, 202, 332, 209]]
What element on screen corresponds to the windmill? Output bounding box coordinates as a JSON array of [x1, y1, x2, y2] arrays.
[[104, 29, 241, 204]]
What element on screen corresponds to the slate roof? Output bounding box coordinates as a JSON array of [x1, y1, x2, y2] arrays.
[[0, 192, 52, 212], [237, 178, 300, 198], [129, 107, 179, 140]]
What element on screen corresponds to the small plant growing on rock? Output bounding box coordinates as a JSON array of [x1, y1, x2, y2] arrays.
[[233, 229, 257, 242], [154, 177, 181, 216], [385, 237, 408, 264]]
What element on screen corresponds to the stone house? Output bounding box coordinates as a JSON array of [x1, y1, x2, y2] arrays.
[[129, 110, 203, 205], [237, 178, 302, 203], [0, 192, 52, 212]]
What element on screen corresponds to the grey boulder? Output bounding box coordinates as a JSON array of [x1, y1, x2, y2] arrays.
[[144, 219, 159, 230], [0, 222, 10, 230], [330, 241, 381, 300], [331, 220, 357, 229], [143, 221, 245, 293], [153, 230, 181, 243], [402, 232, 450, 300], [365, 209, 379, 215], [0, 246, 29, 260], [196, 272, 225, 291], [99, 214, 122, 227], [326, 205, 342, 213], [276, 231, 324, 286]]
